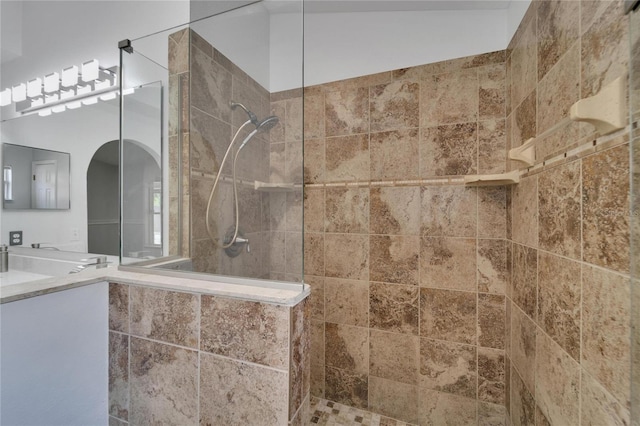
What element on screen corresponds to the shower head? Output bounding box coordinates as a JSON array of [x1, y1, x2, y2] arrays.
[[229, 101, 259, 126], [256, 116, 279, 133]]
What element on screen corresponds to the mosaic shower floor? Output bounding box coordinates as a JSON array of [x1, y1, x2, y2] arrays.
[[310, 397, 415, 426]]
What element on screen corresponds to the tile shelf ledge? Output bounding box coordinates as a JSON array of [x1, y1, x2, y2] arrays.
[[463, 170, 521, 186]]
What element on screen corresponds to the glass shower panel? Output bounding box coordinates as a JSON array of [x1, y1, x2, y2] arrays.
[[120, 1, 304, 285]]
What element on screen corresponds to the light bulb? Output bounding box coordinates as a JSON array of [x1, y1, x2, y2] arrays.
[[67, 101, 82, 109], [0, 88, 11, 106], [52, 104, 66, 113], [31, 97, 44, 107], [82, 96, 98, 106], [61, 65, 79, 87], [27, 78, 42, 98], [60, 88, 75, 100], [12, 83, 26, 102], [45, 93, 59, 104], [44, 72, 60, 93], [81, 59, 99, 82], [38, 108, 52, 117]]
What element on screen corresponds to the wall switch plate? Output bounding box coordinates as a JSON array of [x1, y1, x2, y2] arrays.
[[9, 231, 22, 246]]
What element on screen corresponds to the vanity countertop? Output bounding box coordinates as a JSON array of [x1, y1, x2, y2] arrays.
[[0, 266, 309, 306]]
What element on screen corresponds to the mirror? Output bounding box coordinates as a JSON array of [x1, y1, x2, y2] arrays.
[[2, 143, 70, 210]]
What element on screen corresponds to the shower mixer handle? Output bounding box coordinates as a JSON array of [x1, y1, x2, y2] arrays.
[[235, 237, 250, 253]]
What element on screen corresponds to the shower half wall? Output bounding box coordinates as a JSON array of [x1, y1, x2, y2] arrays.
[[168, 28, 303, 282]]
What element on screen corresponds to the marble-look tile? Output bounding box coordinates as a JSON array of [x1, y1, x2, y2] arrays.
[[325, 134, 370, 182], [478, 294, 505, 349], [324, 233, 369, 280], [325, 278, 368, 327], [370, 235, 420, 285], [304, 92, 325, 140], [581, 369, 630, 426], [168, 29, 189, 74], [506, 299, 512, 358], [536, 405, 552, 426], [290, 393, 311, 426], [370, 129, 420, 180], [510, 305, 536, 396], [419, 288, 477, 345], [231, 80, 267, 131], [505, 357, 511, 417], [479, 401, 506, 426], [304, 232, 324, 277], [582, 144, 630, 273], [325, 87, 369, 137], [109, 332, 128, 421], [419, 389, 477, 426], [304, 138, 325, 184], [290, 299, 310, 420], [537, 252, 581, 361], [311, 320, 325, 397], [510, 13, 537, 109], [270, 100, 286, 143], [479, 119, 507, 175], [325, 188, 369, 234], [305, 275, 325, 320], [129, 286, 198, 348], [535, 331, 580, 426], [420, 237, 477, 291], [129, 337, 198, 425], [369, 376, 419, 424], [325, 366, 368, 409], [421, 68, 479, 127], [109, 283, 129, 333], [581, 0, 629, 98], [538, 161, 581, 259], [325, 323, 369, 375], [537, 0, 580, 81], [478, 186, 507, 238], [108, 416, 128, 426], [512, 243, 537, 318], [512, 176, 538, 248], [369, 282, 419, 335], [370, 329, 419, 384], [479, 64, 506, 121], [370, 186, 421, 236], [370, 80, 419, 132], [190, 45, 232, 122], [421, 186, 477, 237], [270, 142, 286, 183], [537, 43, 580, 135], [190, 109, 232, 175], [199, 352, 288, 425], [324, 71, 392, 92], [304, 188, 325, 233], [510, 366, 535, 426], [200, 295, 289, 369], [420, 123, 478, 176], [420, 338, 477, 398], [190, 29, 213, 58], [285, 97, 303, 143], [286, 141, 304, 184], [478, 347, 505, 405], [511, 90, 537, 155], [478, 239, 508, 294], [582, 264, 630, 408]]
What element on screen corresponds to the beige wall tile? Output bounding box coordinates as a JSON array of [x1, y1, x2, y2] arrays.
[[512, 244, 537, 318], [420, 123, 478, 176], [109, 332, 129, 421], [510, 364, 536, 426], [304, 232, 325, 277], [285, 97, 303, 143], [324, 233, 369, 280], [370, 186, 421, 236], [304, 138, 325, 184], [370, 129, 420, 180], [129, 287, 199, 348], [325, 134, 370, 182], [478, 186, 507, 238], [478, 294, 506, 349], [479, 119, 507, 175], [479, 64, 506, 121], [511, 304, 536, 396], [421, 186, 477, 237], [370, 330, 419, 385], [420, 237, 477, 291], [324, 87, 369, 137], [420, 288, 477, 345], [305, 275, 325, 320], [311, 320, 325, 397], [270, 100, 286, 143], [421, 68, 479, 127], [370, 80, 419, 132], [582, 264, 631, 408], [304, 188, 325, 233], [325, 366, 368, 409], [369, 376, 419, 424], [199, 353, 288, 425], [581, 370, 630, 426], [511, 90, 537, 151], [582, 144, 630, 273], [535, 331, 580, 426], [420, 338, 477, 398], [200, 296, 289, 369], [289, 300, 310, 420], [478, 239, 508, 294], [190, 45, 232, 122], [325, 188, 370, 234], [510, 12, 537, 110], [478, 347, 506, 405], [129, 338, 198, 425], [325, 323, 369, 375], [512, 176, 538, 248], [537, 252, 581, 361], [538, 161, 581, 259], [109, 283, 129, 333], [304, 92, 325, 140], [479, 401, 507, 426], [370, 235, 420, 285], [369, 282, 419, 335], [537, 0, 580, 81], [325, 278, 368, 327], [419, 389, 477, 426]]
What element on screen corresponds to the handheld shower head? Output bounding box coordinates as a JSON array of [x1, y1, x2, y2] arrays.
[[229, 101, 259, 126], [256, 116, 279, 133]]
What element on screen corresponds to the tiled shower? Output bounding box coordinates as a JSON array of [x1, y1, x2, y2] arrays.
[[139, 0, 637, 424]]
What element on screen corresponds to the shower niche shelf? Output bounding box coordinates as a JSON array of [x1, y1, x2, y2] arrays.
[[464, 170, 520, 186], [254, 181, 298, 192]]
